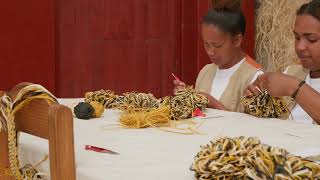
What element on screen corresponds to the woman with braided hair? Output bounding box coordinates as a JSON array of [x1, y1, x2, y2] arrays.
[[246, 0, 320, 124], [174, 0, 263, 112]]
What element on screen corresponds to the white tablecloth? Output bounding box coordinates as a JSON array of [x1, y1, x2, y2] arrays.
[[18, 99, 320, 180]]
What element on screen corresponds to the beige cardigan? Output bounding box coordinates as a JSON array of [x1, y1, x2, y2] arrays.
[[195, 56, 261, 112]]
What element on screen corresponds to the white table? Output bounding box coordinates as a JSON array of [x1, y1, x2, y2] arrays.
[[18, 99, 320, 180]]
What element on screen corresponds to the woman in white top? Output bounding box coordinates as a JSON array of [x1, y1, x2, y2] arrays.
[[173, 0, 263, 112], [291, 75, 320, 123], [282, 67, 320, 123], [247, 72, 320, 124], [246, 0, 320, 124]]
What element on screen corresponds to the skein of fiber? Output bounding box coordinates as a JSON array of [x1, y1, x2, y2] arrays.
[[74, 102, 94, 119], [89, 101, 105, 118]]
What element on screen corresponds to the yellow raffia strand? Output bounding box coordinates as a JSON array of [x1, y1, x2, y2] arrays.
[[120, 106, 170, 128], [119, 105, 206, 135], [0, 164, 13, 177], [158, 118, 207, 135], [0, 84, 57, 180], [20, 155, 49, 180]]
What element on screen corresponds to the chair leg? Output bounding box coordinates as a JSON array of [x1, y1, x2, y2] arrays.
[[48, 104, 76, 180]]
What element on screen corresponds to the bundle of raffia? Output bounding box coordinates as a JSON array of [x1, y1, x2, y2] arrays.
[[191, 136, 320, 179], [0, 83, 57, 180], [241, 90, 289, 118], [119, 105, 171, 128], [85, 89, 116, 108], [84, 86, 209, 134], [163, 86, 209, 120], [255, 0, 307, 72], [84, 86, 209, 120], [112, 92, 160, 112], [115, 87, 208, 135]]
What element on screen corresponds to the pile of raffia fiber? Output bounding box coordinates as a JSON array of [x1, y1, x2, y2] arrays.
[[162, 86, 209, 120], [191, 136, 320, 179], [241, 90, 289, 118], [255, 0, 307, 72], [85, 86, 209, 129]]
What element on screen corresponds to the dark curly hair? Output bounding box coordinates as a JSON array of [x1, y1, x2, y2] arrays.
[[203, 0, 245, 36], [297, 0, 320, 21]]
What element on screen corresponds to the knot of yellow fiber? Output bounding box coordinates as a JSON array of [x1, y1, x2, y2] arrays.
[[89, 101, 105, 118]]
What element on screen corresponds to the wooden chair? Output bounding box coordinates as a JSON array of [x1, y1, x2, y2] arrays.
[[0, 83, 76, 180]]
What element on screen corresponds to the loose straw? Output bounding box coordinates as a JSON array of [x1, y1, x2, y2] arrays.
[[255, 0, 307, 72]]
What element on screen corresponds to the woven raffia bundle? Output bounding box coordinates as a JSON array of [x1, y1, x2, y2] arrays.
[[163, 86, 209, 120], [85, 89, 116, 108], [241, 90, 289, 118], [116, 86, 208, 134], [191, 136, 320, 179], [108, 95, 125, 109], [86, 87, 209, 133], [112, 92, 160, 112], [119, 106, 171, 128]]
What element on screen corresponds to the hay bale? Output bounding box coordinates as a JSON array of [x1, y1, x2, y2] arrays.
[[255, 0, 308, 72]]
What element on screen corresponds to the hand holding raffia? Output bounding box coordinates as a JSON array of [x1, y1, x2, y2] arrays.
[[241, 90, 289, 118], [163, 86, 209, 120]]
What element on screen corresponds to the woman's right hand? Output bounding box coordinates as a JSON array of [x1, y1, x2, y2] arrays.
[[198, 92, 228, 110], [173, 79, 186, 94], [244, 72, 300, 97]]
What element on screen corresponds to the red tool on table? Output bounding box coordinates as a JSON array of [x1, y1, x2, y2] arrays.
[[85, 145, 119, 155]]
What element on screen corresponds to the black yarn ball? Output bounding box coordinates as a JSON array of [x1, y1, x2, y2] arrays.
[[74, 102, 94, 120]]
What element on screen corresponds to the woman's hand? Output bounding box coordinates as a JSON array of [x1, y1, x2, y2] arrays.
[[198, 92, 228, 111], [244, 72, 300, 97], [173, 79, 186, 94]]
